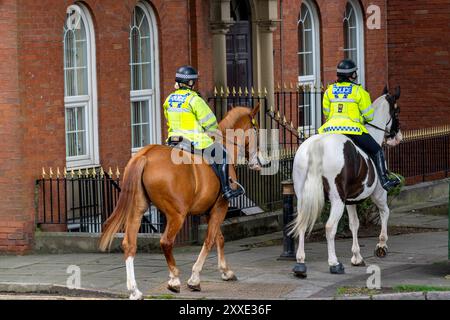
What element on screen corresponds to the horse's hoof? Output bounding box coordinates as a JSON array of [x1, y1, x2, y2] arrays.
[[330, 263, 345, 274], [167, 285, 180, 293], [129, 290, 143, 300], [188, 283, 201, 292], [293, 263, 307, 278], [352, 260, 366, 267], [375, 246, 388, 258], [222, 274, 238, 281]]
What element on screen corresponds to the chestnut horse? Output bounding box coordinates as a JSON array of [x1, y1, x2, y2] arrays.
[[99, 105, 263, 299]]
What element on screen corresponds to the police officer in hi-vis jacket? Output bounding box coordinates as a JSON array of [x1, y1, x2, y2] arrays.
[[163, 65, 245, 200], [319, 59, 400, 191]]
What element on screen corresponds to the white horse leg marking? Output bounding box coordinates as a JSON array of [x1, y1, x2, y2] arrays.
[[217, 243, 235, 281], [371, 186, 390, 250], [126, 256, 143, 300], [296, 226, 306, 263], [188, 244, 208, 287], [347, 205, 364, 265], [168, 270, 181, 289], [326, 200, 345, 266]]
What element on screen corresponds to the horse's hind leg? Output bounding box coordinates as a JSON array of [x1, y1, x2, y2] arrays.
[[188, 199, 228, 291], [347, 205, 365, 266], [160, 212, 185, 293], [326, 200, 345, 274], [216, 229, 237, 281], [371, 187, 390, 257], [123, 207, 147, 300]]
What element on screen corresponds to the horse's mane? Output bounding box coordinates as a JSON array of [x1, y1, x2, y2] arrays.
[[219, 107, 251, 132]]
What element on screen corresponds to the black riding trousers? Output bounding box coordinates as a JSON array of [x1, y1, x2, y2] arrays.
[[345, 133, 381, 158]]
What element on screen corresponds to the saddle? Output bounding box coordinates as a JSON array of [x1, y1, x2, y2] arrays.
[[167, 136, 222, 179]]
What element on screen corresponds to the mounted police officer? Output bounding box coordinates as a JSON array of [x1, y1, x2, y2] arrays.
[[163, 65, 244, 200], [318, 59, 400, 191]]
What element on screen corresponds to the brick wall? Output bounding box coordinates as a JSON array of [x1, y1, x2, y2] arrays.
[[0, 0, 32, 253], [387, 0, 450, 130], [274, 0, 388, 98]]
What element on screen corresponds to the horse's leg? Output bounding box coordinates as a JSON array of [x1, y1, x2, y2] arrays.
[[293, 225, 307, 278], [347, 205, 365, 266], [187, 199, 228, 291], [123, 210, 147, 300], [326, 200, 345, 274], [216, 228, 237, 281], [160, 212, 185, 293], [371, 186, 390, 257]]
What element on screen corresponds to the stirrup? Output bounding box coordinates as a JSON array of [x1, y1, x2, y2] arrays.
[[222, 179, 245, 200]]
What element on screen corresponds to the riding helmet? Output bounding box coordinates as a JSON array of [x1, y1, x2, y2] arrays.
[[175, 65, 198, 86], [336, 59, 358, 77]]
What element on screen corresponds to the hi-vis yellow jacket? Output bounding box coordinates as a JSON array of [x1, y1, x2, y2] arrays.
[[163, 88, 218, 150], [318, 82, 374, 135]]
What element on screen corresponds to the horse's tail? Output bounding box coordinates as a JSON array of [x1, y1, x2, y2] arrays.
[[290, 139, 325, 237], [99, 155, 148, 252]]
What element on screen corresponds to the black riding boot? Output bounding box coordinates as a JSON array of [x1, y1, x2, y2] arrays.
[[219, 162, 245, 200], [373, 150, 400, 191]]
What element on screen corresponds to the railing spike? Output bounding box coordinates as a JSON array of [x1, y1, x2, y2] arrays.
[[84, 168, 90, 177], [100, 167, 105, 177], [108, 167, 113, 177], [226, 86, 231, 96], [91, 167, 96, 178], [283, 82, 287, 90], [277, 82, 281, 90], [77, 168, 82, 178], [245, 87, 249, 96], [42, 167, 46, 179], [238, 87, 242, 96], [56, 167, 61, 179], [71, 169, 75, 179], [49, 168, 54, 179], [63, 167, 67, 178], [264, 87, 268, 96], [232, 86, 236, 96], [214, 86, 218, 97], [220, 86, 224, 97], [290, 82, 294, 90], [251, 87, 255, 97], [283, 116, 287, 125], [116, 167, 120, 179], [276, 111, 281, 120]]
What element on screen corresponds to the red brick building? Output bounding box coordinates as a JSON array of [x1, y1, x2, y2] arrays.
[[0, 0, 449, 253]]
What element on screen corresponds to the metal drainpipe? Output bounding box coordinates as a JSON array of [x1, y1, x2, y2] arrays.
[[280, 0, 284, 89]]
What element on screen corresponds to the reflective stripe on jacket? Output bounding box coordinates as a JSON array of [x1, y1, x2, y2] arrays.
[[163, 89, 218, 150], [318, 82, 373, 135]]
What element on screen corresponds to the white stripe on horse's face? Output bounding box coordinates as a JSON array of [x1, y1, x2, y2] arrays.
[[386, 130, 403, 147]]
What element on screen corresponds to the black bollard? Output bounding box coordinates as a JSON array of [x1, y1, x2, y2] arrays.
[[278, 180, 296, 260]]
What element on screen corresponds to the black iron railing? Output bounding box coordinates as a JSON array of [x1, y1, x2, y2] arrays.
[[385, 126, 450, 184], [36, 168, 164, 233]]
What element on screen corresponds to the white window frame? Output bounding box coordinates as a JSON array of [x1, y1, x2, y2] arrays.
[[64, 4, 99, 169], [297, 0, 321, 134], [130, 2, 161, 154], [344, 0, 365, 87]]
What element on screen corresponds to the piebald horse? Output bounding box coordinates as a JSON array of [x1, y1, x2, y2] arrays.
[[290, 87, 402, 277], [99, 105, 264, 299]]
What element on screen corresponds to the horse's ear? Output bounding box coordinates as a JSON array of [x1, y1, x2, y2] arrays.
[[394, 86, 401, 101], [250, 103, 261, 117], [382, 85, 389, 96]]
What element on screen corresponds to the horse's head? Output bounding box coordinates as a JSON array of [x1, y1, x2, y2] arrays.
[[219, 104, 270, 171], [382, 86, 402, 146]]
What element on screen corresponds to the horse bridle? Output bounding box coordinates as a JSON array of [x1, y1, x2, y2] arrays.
[[366, 95, 400, 139]]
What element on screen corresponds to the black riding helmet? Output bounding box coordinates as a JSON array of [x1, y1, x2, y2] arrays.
[[337, 59, 358, 80], [175, 65, 198, 87]]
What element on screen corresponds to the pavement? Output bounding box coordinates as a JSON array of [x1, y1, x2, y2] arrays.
[[0, 210, 449, 300]]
